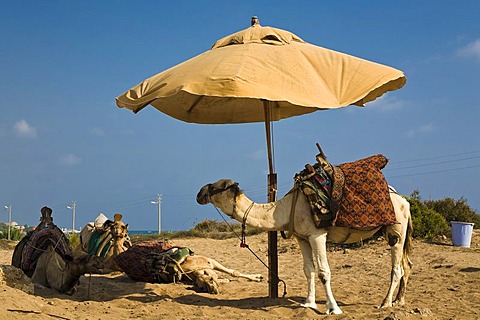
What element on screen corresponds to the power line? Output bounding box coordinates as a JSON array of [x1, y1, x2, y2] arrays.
[[386, 163, 480, 179], [385, 155, 480, 171], [388, 150, 480, 164]]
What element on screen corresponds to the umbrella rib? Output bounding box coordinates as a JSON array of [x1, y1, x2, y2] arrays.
[[186, 95, 205, 113]]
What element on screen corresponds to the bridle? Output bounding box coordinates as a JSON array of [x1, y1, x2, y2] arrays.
[[205, 182, 240, 199]]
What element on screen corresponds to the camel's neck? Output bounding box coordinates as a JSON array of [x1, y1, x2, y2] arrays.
[[220, 193, 292, 231], [112, 238, 126, 254]]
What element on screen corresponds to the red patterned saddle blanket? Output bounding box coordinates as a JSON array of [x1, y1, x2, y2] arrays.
[[334, 154, 397, 228], [295, 154, 397, 229]]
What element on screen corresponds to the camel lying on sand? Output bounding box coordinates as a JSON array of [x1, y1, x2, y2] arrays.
[[197, 178, 413, 314], [177, 252, 263, 293], [11, 206, 56, 276], [78, 213, 131, 272], [115, 240, 263, 294], [12, 206, 105, 294], [31, 244, 104, 294]]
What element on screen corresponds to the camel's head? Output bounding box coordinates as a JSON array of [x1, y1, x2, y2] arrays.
[[196, 179, 240, 205], [69, 250, 105, 276], [107, 213, 129, 241]]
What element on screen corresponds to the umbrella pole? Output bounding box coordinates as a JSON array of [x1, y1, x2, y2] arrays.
[[264, 101, 279, 299]]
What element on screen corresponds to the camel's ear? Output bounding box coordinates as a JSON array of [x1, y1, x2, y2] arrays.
[[228, 181, 239, 191], [40, 206, 52, 219], [219, 179, 237, 190], [125, 224, 129, 229], [114, 213, 123, 222]]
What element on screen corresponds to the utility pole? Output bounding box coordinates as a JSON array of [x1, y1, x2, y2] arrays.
[[67, 201, 76, 235], [3, 205, 12, 241], [151, 194, 162, 235]]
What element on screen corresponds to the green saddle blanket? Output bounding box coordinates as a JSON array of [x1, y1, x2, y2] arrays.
[[87, 230, 113, 258]]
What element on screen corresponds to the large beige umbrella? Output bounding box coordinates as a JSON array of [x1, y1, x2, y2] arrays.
[[116, 17, 406, 297]]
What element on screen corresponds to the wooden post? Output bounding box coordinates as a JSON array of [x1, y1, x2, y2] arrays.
[[264, 100, 279, 298]]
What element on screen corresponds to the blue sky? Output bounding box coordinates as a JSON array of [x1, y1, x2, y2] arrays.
[[1, 1, 479, 232]]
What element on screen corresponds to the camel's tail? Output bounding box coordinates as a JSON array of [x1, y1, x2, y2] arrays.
[[403, 206, 413, 269]]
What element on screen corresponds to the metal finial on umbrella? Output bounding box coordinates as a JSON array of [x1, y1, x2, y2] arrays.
[[251, 16, 260, 26]]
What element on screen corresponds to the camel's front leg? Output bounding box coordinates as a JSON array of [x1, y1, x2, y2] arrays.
[[183, 256, 263, 282], [209, 258, 263, 282], [296, 237, 317, 310], [310, 232, 342, 315]]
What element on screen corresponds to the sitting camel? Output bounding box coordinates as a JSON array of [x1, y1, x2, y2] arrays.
[[12, 206, 105, 294], [12, 206, 55, 275], [31, 244, 104, 294], [78, 213, 131, 272], [115, 240, 263, 294], [196, 178, 413, 314]]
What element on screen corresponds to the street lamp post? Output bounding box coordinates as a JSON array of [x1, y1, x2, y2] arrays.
[[3, 205, 12, 241], [67, 201, 76, 235], [151, 194, 162, 235]]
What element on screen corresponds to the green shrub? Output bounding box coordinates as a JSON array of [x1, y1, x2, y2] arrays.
[[185, 219, 263, 239], [130, 219, 264, 243], [68, 233, 81, 248], [407, 191, 450, 239], [424, 197, 480, 227], [9, 228, 25, 241], [0, 226, 25, 241]]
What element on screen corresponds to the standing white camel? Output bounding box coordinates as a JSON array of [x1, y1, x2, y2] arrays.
[[196, 179, 413, 315]]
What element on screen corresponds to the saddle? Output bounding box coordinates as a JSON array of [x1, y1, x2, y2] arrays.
[[114, 240, 194, 283], [294, 145, 397, 229]]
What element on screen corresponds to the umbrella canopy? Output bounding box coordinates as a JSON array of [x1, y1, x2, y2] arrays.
[[116, 18, 406, 123]]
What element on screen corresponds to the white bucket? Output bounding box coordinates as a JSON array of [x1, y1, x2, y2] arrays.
[[450, 221, 474, 247]]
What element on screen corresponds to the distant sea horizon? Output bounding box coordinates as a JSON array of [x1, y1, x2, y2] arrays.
[[57, 228, 172, 235], [128, 230, 162, 235]]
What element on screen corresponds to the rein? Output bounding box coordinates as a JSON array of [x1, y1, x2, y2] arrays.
[[240, 202, 254, 248]]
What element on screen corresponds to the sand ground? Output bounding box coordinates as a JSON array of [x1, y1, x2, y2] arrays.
[[1, 230, 479, 319]]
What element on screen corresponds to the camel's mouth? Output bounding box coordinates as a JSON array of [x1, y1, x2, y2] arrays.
[[196, 185, 210, 205]]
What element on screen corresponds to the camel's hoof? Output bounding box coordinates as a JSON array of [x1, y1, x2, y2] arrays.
[[253, 274, 263, 282], [326, 302, 343, 315], [300, 302, 317, 309], [393, 298, 405, 306], [380, 301, 393, 309], [326, 308, 343, 315]]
